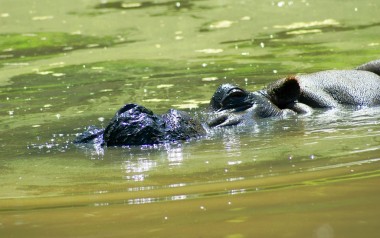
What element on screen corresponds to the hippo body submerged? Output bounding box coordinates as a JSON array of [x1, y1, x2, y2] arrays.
[[75, 59, 380, 146], [294, 70, 380, 107]]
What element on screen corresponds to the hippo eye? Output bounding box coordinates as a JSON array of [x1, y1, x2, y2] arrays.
[[226, 88, 246, 99], [222, 88, 246, 102], [220, 88, 248, 109]]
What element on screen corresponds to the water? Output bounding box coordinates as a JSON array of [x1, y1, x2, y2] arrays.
[[1, 0, 380, 237]]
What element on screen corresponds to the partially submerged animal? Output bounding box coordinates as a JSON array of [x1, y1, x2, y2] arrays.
[[74, 104, 206, 146], [75, 59, 380, 146], [208, 59, 380, 127]]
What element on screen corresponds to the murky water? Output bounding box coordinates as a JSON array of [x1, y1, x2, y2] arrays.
[[1, 0, 380, 237]]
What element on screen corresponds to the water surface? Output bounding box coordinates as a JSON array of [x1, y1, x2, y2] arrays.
[[1, 0, 380, 237]]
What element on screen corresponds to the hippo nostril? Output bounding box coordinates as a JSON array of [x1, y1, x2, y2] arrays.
[[117, 103, 154, 116], [118, 103, 138, 114]]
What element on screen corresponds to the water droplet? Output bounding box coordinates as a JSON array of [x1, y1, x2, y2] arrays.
[[277, 1, 285, 7]]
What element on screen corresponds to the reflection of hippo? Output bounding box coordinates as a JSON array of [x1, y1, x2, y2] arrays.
[[75, 59, 380, 146]]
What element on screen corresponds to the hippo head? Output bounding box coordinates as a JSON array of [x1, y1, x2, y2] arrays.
[[207, 78, 301, 128], [103, 104, 164, 146], [103, 104, 206, 146], [207, 84, 260, 128]]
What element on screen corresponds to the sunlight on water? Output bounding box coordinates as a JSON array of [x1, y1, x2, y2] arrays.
[[124, 158, 157, 181], [0, 0, 380, 237]]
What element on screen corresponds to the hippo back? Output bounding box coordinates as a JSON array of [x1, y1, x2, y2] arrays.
[[356, 59, 380, 76], [297, 70, 380, 108]]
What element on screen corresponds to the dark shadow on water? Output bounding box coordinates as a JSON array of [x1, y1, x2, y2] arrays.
[[219, 21, 380, 45], [0, 32, 139, 67], [215, 21, 380, 63]]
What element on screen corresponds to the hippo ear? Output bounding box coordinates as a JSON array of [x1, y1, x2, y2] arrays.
[[265, 76, 301, 109]]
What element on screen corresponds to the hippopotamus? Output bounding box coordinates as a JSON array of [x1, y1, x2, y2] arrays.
[[208, 59, 380, 127], [74, 59, 380, 146], [74, 103, 206, 146]]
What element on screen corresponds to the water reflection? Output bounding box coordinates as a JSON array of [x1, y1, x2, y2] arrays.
[[120, 144, 187, 183], [93, 0, 202, 12], [123, 157, 157, 182], [127, 197, 158, 205], [73, 137, 105, 159], [222, 131, 241, 157], [1, 0, 380, 236], [166, 145, 184, 166], [228, 188, 246, 195], [26, 132, 73, 154]]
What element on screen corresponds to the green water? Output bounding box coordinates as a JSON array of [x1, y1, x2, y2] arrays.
[[1, 0, 380, 237]]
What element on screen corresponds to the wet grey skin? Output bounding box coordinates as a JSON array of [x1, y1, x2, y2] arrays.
[[74, 104, 206, 146], [207, 82, 299, 127], [207, 59, 380, 128], [75, 59, 380, 146]]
